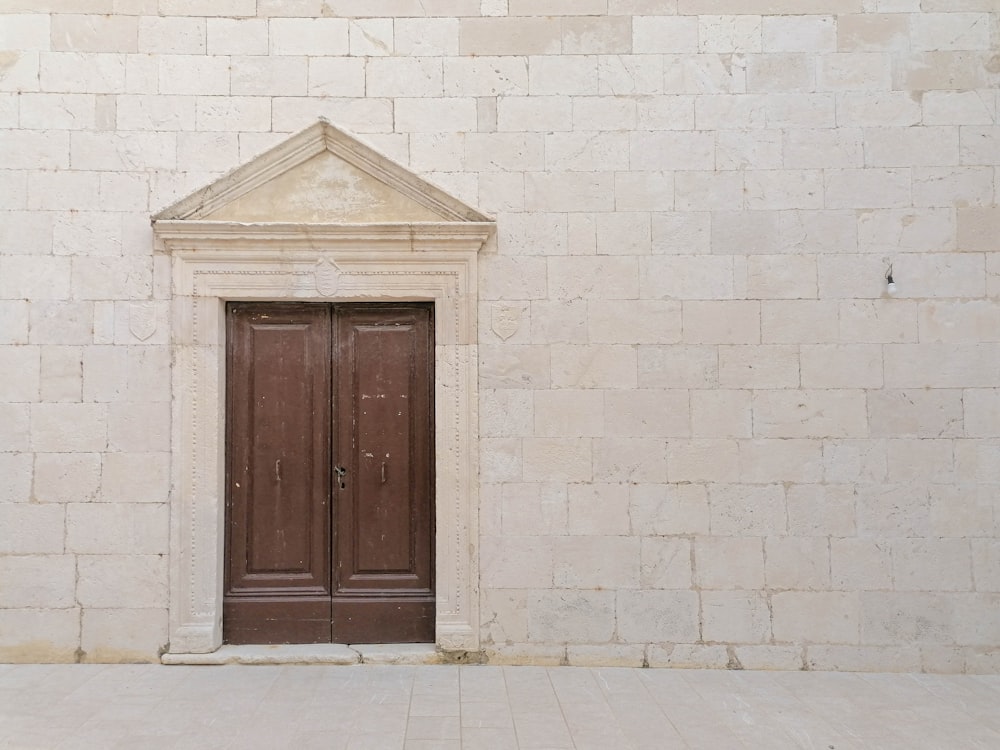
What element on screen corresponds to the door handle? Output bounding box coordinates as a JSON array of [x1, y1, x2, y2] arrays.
[[334, 465, 347, 489], [381, 462, 387, 484]]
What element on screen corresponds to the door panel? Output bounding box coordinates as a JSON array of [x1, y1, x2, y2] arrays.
[[332, 305, 435, 644], [224, 302, 434, 645], [225, 304, 332, 644]]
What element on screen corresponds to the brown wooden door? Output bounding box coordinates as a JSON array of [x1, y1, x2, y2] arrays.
[[224, 302, 434, 645]]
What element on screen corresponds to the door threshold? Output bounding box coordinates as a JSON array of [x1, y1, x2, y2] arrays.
[[162, 643, 440, 666]]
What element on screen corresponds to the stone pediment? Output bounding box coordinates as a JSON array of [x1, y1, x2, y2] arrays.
[[153, 119, 492, 226]]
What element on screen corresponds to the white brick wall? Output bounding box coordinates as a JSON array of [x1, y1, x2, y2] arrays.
[[1, 3, 998, 671]]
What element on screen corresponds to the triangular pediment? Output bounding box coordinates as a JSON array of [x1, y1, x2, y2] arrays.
[[153, 119, 492, 225]]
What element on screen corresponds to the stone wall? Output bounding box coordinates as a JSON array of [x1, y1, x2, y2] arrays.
[[1, 0, 998, 671]]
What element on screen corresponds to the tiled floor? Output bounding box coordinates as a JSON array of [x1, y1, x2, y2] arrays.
[[2, 664, 999, 749]]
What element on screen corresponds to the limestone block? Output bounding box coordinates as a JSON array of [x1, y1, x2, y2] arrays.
[[497, 213, 566, 258], [479, 174, 526, 215], [631, 131, 714, 171], [837, 13, 908, 52], [267, 18, 349, 56], [480, 438, 521, 483], [0, 453, 31, 503], [522, 438, 592, 482], [772, 591, 859, 644], [859, 209, 958, 256], [892, 539, 972, 592], [497, 96, 571, 133], [53, 212, 123, 256], [857, 483, 931, 538], [647, 643, 729, 669], [484, 642, 565, 666], [589, 301, 680, 347], [206, 18, 268, 55], [33, 453, 100, 504], [958, 207, 1000, 252], [739, 439, 823, 484], [39, 53, 125, 96], [818, 52, 892, 91], [67, 503, 168, 555], [395, 18, 460, 56], [929, 485, 994, 539], [0, 301, 28, 345], [81, 608, 167, 663], [831, 539, 891, 591], [81, 346, 127, 403], [71, 131, 176, 171], [160, 0, 255, 13], [107, 401, 169, 453], [565, 644, 644, 667], [894, 51, 1000, 91], [481, 256, 548, 302], [230, 56, 308, 97], [923, 91, 995, 127], [136, 16, 203, 54], [710, 483, 786, 535], [31, 403, 107, 452], [571, 97, 634, 133], [972, 540, 1000, 593], [699, 15, 761, 54], [960, 126, 1000, 167], [690, 389, 750, 439], [2, 258, 71, 301], [954, 439, 1000, 484], [534, 389, 603, 437], [526, 172, 615, 212], [835, 91, 920, 127], [598, 55, 664, 96], [593, 212, 651, 255], [0, 556, 76, 608], [629, 484, 710, 536], [747, 54, 814, 93], [746, 170, 824, 211], [567, 214, 597, 255], [701, 590, 771, 643], [683, 301, 759, 344], [766, 536, 830, 590], [838, 300, 917, 344], [910, 12, 991, 52], [633, 16, 699, 53], [954, 595, 1000, 647], [784, 128, 863, 170], [71, 256, 151, 301], [788, 484, 857, 537], [460, 17, 560, 55], [28, 170, 102, 211], [479, 345, 549, 389], [565, 483, 629, 536], [480, 482, 502, 537], [123, 347, 170, 402], [605, 389, 689, 438], [638, 345, 718, 389], [637, 96, 696, 131], [0, 345, 39, 402], [530, 300, 587, 344], [667, 439, 738, 483], [753, 390, 868, 439], [466, 133, 545, 172], [884, 343, 1000, 388], [674, 171, 744, 211], [76, 554, 166, 609], [642, 256, 734, 300], [481, 589, 529, 644], [763, 15, 835, 52], [0, 608, 80, 663], [887, 438, 953, 483], [761, 300, 839, 344], [766, 93, 835, 128], [195, 96, 271, 132], [866, 126, 960, 169], [696, 94, 766, 130], [0, 13, 50, 51], [0, 504, 64, 554], [824, 168, 910, 209], [800, 344, 882, 388], [529, 55, 598, 96], [554, 536, 640, 589], [717, 130, 782, 171], [347, 18, 393, 56], [443, 57, 528, 97], [501, 482, 567, 536], [719, 345, 799, 388], [593, 437, 667, 483], [860, 592, 954, 645], [693, 536, 764, 590], [822, 439, 887, 483], [734, 645, 803, 670], [915, 167, 993, 210], [806, 645, 920, 673], [528, 590, 616, 643], [617, 590, 699, 643], [480, 389, 532, 439], [640, 537, 692, 589], [551, 344, 637, 389], [0, 404, 29, 452], [100, 452, 169, 504]]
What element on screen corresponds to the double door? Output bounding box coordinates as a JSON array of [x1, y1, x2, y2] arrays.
[[224, 302, 435, 644]]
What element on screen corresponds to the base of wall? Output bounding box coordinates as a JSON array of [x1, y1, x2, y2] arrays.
[[161, 643, 442, 666]]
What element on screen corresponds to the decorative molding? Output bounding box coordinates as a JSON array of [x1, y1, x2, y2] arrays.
[[153, 121, 494, 657]]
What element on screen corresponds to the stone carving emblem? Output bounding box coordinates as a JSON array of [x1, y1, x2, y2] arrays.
[[491, 303, 523, 341], [128, 301, 156, 341], [315, 257, 341, 296]]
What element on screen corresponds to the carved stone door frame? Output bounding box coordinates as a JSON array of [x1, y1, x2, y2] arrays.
[[152, 122, 494, 656]]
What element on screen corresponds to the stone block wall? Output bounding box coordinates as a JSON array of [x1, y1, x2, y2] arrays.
[[1, 0, 998, 670]]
